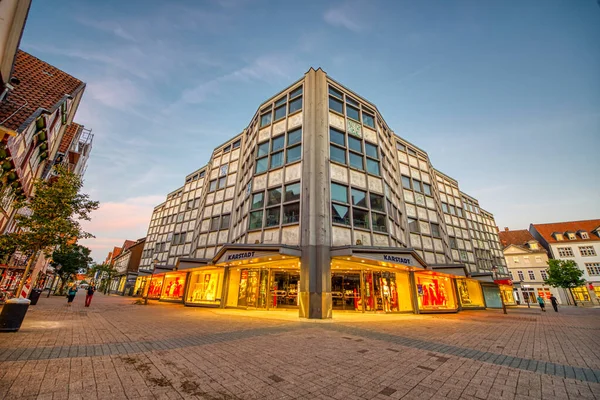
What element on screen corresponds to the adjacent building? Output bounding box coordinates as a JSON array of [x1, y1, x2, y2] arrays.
[[530, 220, 600, 305], [499, 228, 568, 305], [110, 238, 145, 296], [136, 68, 510, 318]]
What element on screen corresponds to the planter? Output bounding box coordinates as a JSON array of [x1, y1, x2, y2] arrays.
[[2, 161, 11, 171], [6, 172, 16, 182], [0, 147, 7, 160], [37, 131, 47, 141], [39, 143, 47, 151]]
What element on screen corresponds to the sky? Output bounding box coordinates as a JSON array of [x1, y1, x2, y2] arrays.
[[19, 0, 600, 262]]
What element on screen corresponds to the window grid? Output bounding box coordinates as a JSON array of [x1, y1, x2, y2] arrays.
[[248, 182, 301, 231], [329, 127, 381, 176], [330, 182, 387, 234], [585, 263, 600, 276], [579, 246, 596, 257], [557, 247, 574, 257], [255, 128, 302, 175]]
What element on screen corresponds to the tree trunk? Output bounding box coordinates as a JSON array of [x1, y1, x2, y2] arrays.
[[15, 251, 39, 298], [46, 275, 57, 298]]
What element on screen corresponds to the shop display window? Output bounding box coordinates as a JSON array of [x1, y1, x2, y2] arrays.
[[147, 276, 163, 299], [416, 273, 456, 310], [161, 273, 186, 300], [499, 285, 516, 305], [187, 269, 223, 305], [457, 279, 485, 308], [572, 286, 590, 302]]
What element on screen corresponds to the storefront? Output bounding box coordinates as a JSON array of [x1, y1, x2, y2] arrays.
[[496, 279, 517, 306], [414, 271, 458, 312], [456, 278, 485, 309], [159, 271, 188, 302]]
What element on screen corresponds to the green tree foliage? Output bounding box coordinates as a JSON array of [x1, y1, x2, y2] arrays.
[[544, 259, 587, 305], [51, 244, 92, 294], [87, 263, 117, 293]]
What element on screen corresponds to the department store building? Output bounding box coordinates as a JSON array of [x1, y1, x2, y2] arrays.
[[136, 68, 510, 318]]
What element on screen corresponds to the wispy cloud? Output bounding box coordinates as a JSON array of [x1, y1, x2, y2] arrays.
[[75, 17, 138, 42], [324, 3, 363, 32]]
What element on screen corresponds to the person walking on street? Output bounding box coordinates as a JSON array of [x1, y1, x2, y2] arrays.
[[537, 295, 546, 312], [85, 283, 96, 307], [67, 285, 77, 306], [550, 295, 559, 312]]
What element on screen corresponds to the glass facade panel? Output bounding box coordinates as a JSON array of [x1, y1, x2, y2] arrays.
[[415, 273, 456, 310], [249, 210, 263, 229], [265, 207, 280, 227], [332, 204, 350, 225], [330, 128, 345, 146], [286, 145, 301, 163], [349, 152, 364, 170], [329, 97, 343, 113], [330, 145, 346, 164], [353, 208, 369, 229], [285, 183, 300, 202], [187, 269, 223, 305], [366, 159, 380, 176], [457, 279, 485, 307], [283, 203, 299, 224], [288, 128, 302, 146], [161, 273, 187, 301], [351, 189, 367, 207], [331, 183, 348, 203]]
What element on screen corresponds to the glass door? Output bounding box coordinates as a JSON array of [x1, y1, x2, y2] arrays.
[[331, 272, 362, 311], [270, 270, 300, 308]]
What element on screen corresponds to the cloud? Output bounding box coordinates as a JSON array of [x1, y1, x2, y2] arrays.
[[75, 17, 138, 42], [79, 195, 165, 262], [87, 78, 142, 110], [324, 4, 363, 32]]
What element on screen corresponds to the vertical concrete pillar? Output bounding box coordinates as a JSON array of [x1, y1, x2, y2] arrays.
[[299, 68, 332, 319]]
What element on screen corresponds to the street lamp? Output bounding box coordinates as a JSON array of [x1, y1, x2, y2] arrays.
[[144, 258, 159, 305], [520, 280, 530, 308], [492, 266, 507, 315]]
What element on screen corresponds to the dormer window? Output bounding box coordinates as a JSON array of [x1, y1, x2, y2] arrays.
[[566, 232, 576, 240], [528, 242, 538, 250], [578, 231, 589, 239], [553, 232, 564, 241]]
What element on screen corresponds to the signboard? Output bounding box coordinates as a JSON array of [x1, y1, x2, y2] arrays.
[[352, 252, 418, 267]]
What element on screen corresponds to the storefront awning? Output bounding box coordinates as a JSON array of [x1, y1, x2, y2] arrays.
[[213, 244, 301, 265], [176, 258, 210, 271], [429, 264, 468, 277], [330, 246, 428, 270], [469, 273, 495, 283], [138, 265, 176, 276], [494, 279, 513, 286]]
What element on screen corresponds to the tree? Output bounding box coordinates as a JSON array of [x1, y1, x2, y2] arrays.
[[0, 166, 99, 297], [51, 244, 92, 294], [544, 259, 587, 306]]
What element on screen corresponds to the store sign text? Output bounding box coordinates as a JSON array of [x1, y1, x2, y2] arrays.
[[226, 251, 256, 261], [383, 255, 412, 264]]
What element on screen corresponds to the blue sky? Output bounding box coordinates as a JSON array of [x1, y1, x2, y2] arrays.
[[20, 0, 600, 262]]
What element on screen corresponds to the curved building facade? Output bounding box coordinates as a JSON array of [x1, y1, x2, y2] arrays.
[[137, 68, 509, 318]]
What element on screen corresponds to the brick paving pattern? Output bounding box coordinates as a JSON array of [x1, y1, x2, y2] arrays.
[[0, 291, 599, 399]]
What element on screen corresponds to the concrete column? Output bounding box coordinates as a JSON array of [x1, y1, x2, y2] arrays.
[[299, 68, 332, 319]]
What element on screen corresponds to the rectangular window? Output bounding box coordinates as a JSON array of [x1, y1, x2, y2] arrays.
[[255, 158, 268, 174], [517, 271, 524, 281], [218, 176, 226, 189], [528, 270, 535, 280], [449, 205, 456, 215], [372, 212, 387, 232], [251, 192, 264, 209], [456, 207, 463, 217], [220, 214, 230, 229], [210, 217, 220, 231], [557, 247, 574, 257], [431, 223, 441, 238], [283, 203, 299, 224], [265, 207, 280, 227], [441, 203, 449, 213], [408, 218, 419, 233], [401, 176, 412, 189], [365, 143, 378, 159], [541, 270, 548, 280], [329, 97, 343, 114], [366, 159, 380, 176], [362, 112, 375, 128], [209, 180, 217, 192], [353, 209, 369, 229], [267, 187, 282, 206], [271, 135, 285, 152], [349, 152, 364, 170], [270, 151, 284, 169], [332, 204, 350, 225], [286, 145, 301, 163], [232, 139, 241, 149], [579, 246, 597, 257], [257, 142, 269, 157], [285, 183, 300, 202], [328, 86, 343, 99], [249, 211, 263, 230], [287, 128, 302, 146], [346, 105, 360, 121], [351, 188, 367, 208], [535, 256, 543, 263], [396, 143, 406, 152], [449, 237, 457, 249], [523, 256, 530, 264], [274, 104, 286, 121], [289, 97, 302, 114], [330, 128, 345, 146], [290, 86, 303, 99], [413, 179, 422, 193], [330, 145, 346, 164], [369, 193, 384, 212], [331, 183, 348, 203], [423, 183, 432, 196], [348, 136, 362, 153], [585, 263, 600, 276], [260, 112, 271, 127]]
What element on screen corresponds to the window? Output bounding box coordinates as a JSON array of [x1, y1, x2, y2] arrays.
[[370, 193, 384, 212], [363, 112, 375, 128], [283, 202, 300, 224], [331, 183, 348, 203], [349, 152, 364, 170], [329, 86, 343, 99], [210, 217, 220, 231], [270, 151, 284, 169], [351, 189, 367, 208], [540, 270, 548, 280], [220, 214, 230, 229], [449, 205, 456, 215], [260, 112, 271, 127], [567, 233, 576, 240], [286, 145, 301, 163], [272, 135, 285, 152], [346, 105, 360, 121], [580, 232, 589, 239], [585, 263, 600, 276], [251, 193, 264, 209], [401, 176, 412, 189], [413, 179, 422, 193], [408, 218, 419, 233], [348, 136, 362, 153], [218, 176, 226, 189], [274, 103, 286, 121], [257, 142, 269, 157], [285, 183, 300, 202], [523, 256, 530, 264], [396, 143, 406, 152], [554, 233, 564, 241], [329, 97, 343, 114], [535, 256, 543, 263], [223, 145, 231, 153], [330, 128, 345, 146], [579, 246, 596, 257], [353, 208, 369, 229], [265, 207, 280, 227], [517, 271, 525, 281], [366, 159, 380, 176], [249, 211, 263, 230], [209, 180, 217, 192], [365, 143, 378, 159], [287, 128, 302, 146], [332, 204, 350, 225], [528, 270, 535, 280], [513, 256, 519, 264], [290, 86, 303, 99], [441, 203, 449, 213], [557, 247, 574, 257], [267, 188, 282, 206], [431, 223, 441, 238], [372, 212, 386, 232], [232, 139, 241, 149], [449, 237, 457, 249], [423, 183, 432, 196]]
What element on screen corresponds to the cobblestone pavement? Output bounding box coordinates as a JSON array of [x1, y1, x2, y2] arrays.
[[1, 291, 599, 399]]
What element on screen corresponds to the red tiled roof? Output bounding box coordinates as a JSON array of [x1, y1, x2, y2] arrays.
[[58, 122, 81, 153], [498, 229, 536, 248], [0, 50, 84, 131], [531, 219, 600, 244], [122, 240, 136, 252]]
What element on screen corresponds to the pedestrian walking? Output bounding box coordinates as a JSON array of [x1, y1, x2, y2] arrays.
[[85, 283, 96, 307], [67, 285, 77, 306], [537, 295, 546, 312], [550, 295, 559, 312]]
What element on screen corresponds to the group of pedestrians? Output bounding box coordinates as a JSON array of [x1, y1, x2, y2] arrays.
[[66, 283, 97, 307], [536, 294, 559, 312]]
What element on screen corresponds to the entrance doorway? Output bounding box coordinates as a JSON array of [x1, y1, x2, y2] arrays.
[[231, 267, 300, 310], [331, 272, 361, 311]]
